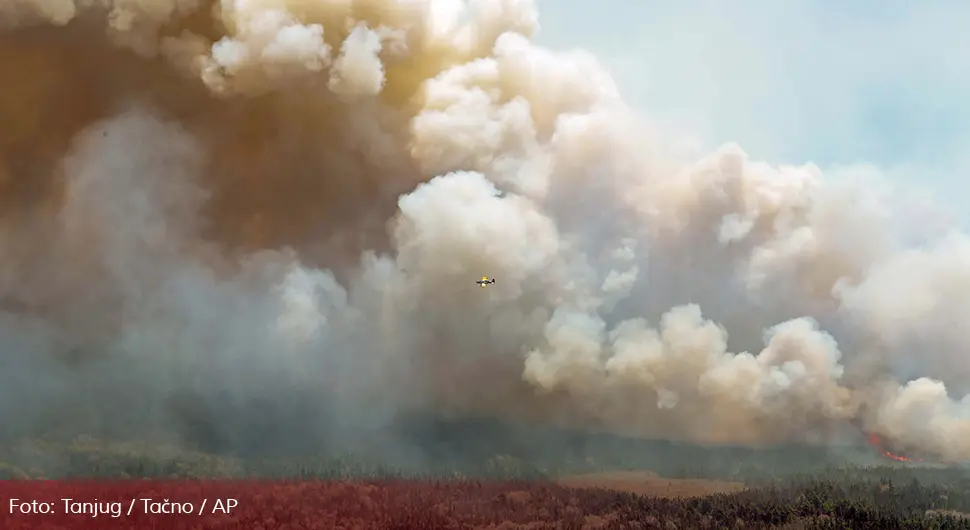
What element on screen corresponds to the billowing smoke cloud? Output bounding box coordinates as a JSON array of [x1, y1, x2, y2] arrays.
[[1, 0, 969, 462]]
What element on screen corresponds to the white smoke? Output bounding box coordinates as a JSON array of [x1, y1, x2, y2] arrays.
[[0, 0, 968, 462]]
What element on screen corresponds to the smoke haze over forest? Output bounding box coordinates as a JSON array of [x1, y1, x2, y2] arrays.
[[0, 0, 969, 464]]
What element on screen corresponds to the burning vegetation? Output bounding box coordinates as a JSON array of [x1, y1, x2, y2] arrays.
[[867, 433, 957, 465]]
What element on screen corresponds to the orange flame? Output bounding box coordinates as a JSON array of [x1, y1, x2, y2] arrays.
[[867, 434, 922, 463]]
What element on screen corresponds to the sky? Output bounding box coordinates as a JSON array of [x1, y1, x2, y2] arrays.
[[534, 0, 970, 204]]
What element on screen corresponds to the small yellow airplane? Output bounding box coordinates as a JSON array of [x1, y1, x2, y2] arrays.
[[476, 276, 496, 288]]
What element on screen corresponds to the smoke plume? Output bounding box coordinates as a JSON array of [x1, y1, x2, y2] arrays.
[[1, 0, 969, 463]]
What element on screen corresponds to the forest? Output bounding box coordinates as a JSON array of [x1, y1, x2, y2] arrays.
[[2, 419, 968, 529]]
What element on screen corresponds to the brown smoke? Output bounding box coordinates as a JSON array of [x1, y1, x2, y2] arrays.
[[0, 0, 969, 462]]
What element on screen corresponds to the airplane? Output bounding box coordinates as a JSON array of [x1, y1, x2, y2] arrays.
[[476, 276, 496, 288]]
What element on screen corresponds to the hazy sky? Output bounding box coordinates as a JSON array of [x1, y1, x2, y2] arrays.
[[534, 0, 970, 201]]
